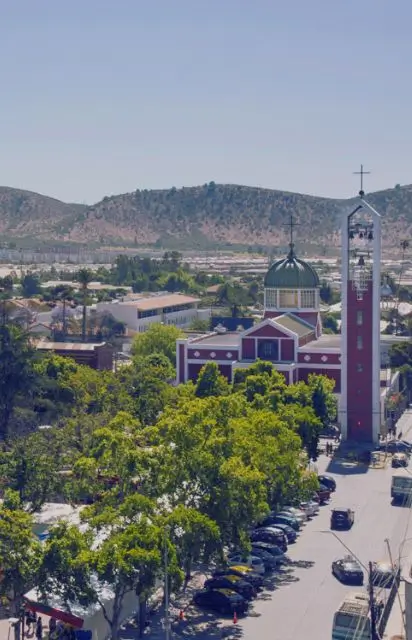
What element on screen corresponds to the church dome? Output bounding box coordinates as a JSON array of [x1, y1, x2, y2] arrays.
[[264, 244, 320, 289]]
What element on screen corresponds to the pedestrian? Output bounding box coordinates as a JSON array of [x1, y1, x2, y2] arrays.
[[49, 617, 57, 638], [36, 615, 43, 640]]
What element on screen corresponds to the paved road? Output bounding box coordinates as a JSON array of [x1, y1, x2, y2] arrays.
[[238, 448, 412, 640]]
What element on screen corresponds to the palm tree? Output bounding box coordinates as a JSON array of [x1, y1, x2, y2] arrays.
[[77, 268, 94, 341]]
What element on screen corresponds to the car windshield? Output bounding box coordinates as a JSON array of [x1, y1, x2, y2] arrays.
[[333, 510, 348, 517], [343, 562, 360, 571]]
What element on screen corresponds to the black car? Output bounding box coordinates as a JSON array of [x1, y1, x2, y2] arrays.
[[379, 440, 412, 454], [332, 556, 364, 585], [213, 566, 264, 589], [267, 515, 300, 532], [260, 520, 297, 543], [330, 508, 354, 530], [193, 588, 248, 615], [392, 453, 409, 468], [251, 527, 288, 551], [251, 543, 286, 566], [371, 561, 398, 587], [204, 575, 256, 600], [318, 474, 336, 492]]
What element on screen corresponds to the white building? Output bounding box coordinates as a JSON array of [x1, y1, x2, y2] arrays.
[[96, 292, 210, 333]]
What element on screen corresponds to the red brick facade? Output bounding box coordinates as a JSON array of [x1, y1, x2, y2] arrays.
[[346, 281, 373, 441]]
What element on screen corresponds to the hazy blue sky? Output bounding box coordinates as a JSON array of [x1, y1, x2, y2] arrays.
[[0, 0, 410, 203]]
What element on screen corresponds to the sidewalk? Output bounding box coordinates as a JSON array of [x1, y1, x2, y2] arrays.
[[383, 580, 405, 639], [119, 570, 238, 640]]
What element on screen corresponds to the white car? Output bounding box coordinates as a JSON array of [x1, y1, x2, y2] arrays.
[[300, 501, 319, 517], [227, 554, 265, 575], [282, 506, 308, 524]]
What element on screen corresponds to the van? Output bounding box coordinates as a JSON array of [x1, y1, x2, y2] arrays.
[[332, 593, 371, 640], [391, 470, 412, 503]]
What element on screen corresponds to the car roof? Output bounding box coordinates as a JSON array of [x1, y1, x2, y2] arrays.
[[229, 565, 252, 572], [215, 588, 241, 597], [215, 574, 242, 583]]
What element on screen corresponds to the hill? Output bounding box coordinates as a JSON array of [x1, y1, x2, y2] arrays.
[[0, 182, 411, 251]]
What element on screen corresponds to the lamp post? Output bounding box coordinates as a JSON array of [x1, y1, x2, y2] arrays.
[[164, 527, 170, 640], [320, 531, 379, 640]]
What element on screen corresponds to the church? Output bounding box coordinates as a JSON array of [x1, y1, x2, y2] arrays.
[[176, 189, 405, 444]]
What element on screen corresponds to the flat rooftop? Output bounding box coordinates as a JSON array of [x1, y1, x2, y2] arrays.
[[189, 332, 241, 348], [36, 341, 105, 351], [118, 293, 200, 312], [299, 335, 341, 352]]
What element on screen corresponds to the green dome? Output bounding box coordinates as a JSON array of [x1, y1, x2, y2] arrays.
[[264, 244, 320, 289]]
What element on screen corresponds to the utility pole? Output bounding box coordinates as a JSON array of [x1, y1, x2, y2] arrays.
[[368, 561, 379, 640], [164, 529, 170, 640]]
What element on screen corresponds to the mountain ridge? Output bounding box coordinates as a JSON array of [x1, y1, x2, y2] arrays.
[[0, 182, 411, 250]]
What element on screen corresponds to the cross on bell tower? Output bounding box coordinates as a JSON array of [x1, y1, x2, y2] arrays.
[[353, 164, 371, 198]]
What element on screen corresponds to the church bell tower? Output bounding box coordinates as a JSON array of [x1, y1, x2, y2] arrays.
[[340, 167, 381, 444]]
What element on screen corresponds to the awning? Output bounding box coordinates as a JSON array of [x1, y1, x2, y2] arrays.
[[24, 598, 84, 629]]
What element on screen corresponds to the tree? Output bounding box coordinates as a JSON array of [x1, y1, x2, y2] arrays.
[[0, 507, 42, 616], [189, 317, 210, 332], [50, 284, 74, 339], [77, 268, 94, 341], [40, 496, 181, 639], [308, 374, 337, 428], [195, 362, 230, 398], [322, 314, 339, 334], [216, 283, 252, 317], [165, 505, 220, 584], [3, 430, 63, 512], [121, 354, 175, 425], [21, 272, 41, 297], [0, 325, 36, 440], [131, 324, 184, 367]]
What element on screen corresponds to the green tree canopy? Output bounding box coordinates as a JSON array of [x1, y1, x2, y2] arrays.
[[131, 324, 184, 367]]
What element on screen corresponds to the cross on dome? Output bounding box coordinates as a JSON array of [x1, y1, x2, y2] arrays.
[[283, 215, 300, 258]]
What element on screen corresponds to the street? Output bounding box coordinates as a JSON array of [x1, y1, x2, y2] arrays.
[[238, 453, 411, 640]]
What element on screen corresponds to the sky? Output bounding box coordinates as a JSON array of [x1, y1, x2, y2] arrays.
[[0, 0, 411, 204]]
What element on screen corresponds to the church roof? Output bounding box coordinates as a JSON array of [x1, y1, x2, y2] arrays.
[[275, 314, 314, 338], [264, 244, 320, 289]]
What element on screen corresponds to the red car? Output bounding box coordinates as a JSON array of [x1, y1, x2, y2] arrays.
[[316, 485, 331, 504]]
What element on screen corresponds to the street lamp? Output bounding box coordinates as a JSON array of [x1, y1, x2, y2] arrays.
[[164, 527, 170, 640]]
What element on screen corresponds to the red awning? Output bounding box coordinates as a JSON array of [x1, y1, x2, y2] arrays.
[[24, 598, 84, 629]]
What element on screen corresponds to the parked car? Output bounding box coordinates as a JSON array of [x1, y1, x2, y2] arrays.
[[282, 506, 308, 522], [317, 474, 336, 492], [330, 508, 354, 530], [251, 527, 288, 551], [269, 514, 300, 531], [193, 588, 248, 615], [213, 565, 264, 589], [279, 507, 307, 529], [262, 522, 297, 543], [204, 575, 256, 600], [250, 544, 285, 568], [332, 556, 364, 585], [227, 554, 265, 575], [371, 561, 398, 587], [316, 484, 332, 504], [392, 453, 409, 468], [312, 492, 320, 504], [299, 501, 319, 517]]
